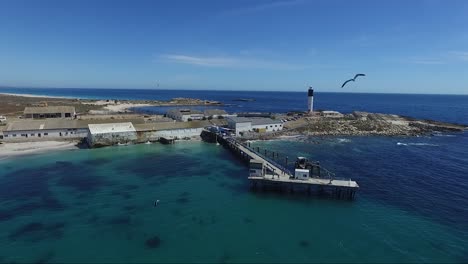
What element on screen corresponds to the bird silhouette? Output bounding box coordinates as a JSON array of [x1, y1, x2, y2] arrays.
[[341, 73, 366, 88]]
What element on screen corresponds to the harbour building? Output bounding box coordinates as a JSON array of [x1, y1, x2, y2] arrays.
[[23, 106, 76, 119], [226, 117, 283, 136], [166, 109, 204, 122]]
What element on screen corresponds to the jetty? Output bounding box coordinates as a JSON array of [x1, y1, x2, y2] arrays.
[[214, 132, 359, 200]]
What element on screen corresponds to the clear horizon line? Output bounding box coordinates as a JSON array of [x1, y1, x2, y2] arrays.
[[0, 85, 467, 96]]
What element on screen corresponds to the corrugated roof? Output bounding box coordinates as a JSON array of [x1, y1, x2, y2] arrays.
[[5, 118, 146, 132], [134, 120, 211, 132], [203, 109, 227, 116], [24, 106, 76, 114], [88, 122, 136, 134], [251, 118, 282, 126], [5, 120, 88, 131], [226, 117, 282, 125], [226, 117, 252, 123]]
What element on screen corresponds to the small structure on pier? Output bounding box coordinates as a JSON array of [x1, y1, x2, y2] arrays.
[[249, 159, 264, 177], [213, 133, 359, 200]]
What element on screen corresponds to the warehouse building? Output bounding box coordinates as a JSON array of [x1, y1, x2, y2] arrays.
[[23, 106, 76, 119], [134, 121, 207, 141], [1, 119, 89, 142], [87, 122, 137, 147], [166, 109, 205, 122], [226, 117, 283, 136], [203, 109, 229, 119], [321, 111, 344, 118]]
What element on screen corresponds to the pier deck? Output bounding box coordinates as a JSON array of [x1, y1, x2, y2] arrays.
[[219, 135, 359, 197]]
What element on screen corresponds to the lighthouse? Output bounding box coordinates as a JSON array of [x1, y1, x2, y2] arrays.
[[307, 87, 314, 113]]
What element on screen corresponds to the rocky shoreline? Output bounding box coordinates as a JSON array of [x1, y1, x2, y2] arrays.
[[1, 93, 465, 140], [239, 112, 466, 140]]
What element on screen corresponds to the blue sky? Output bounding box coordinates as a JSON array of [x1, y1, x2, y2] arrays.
[[1, 0, 468, 94]]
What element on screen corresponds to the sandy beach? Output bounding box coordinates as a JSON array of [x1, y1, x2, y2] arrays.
[[0, 92, 70, 99], [104, 103, 152, 112], [0, 141, 80, 159]]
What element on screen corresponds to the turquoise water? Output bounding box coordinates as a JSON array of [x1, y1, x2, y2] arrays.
[[1, 139, 467, 263]]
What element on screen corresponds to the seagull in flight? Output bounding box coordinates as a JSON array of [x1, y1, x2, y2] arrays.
[[341, 73, 366, 88]]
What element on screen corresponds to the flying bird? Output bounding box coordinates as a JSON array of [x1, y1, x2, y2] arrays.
[[341, 73, 366, 88]]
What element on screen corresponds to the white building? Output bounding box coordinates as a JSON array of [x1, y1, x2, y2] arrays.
[[87, 122, 137, 147], [203, 109, 229, 119], [1, 119, 88, 142], [134, 121, 210, 141], [166, 109, 205, 122], [226, 117, 283, 136], [321, 111, 344, 118], [23, 106, 76, 119]]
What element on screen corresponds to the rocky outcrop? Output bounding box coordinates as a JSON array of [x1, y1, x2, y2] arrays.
[[241, 111, 465, 139]]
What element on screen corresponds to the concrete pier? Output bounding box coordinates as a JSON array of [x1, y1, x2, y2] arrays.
[[216, 133, 359, 200]]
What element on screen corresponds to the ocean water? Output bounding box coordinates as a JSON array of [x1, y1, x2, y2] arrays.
[[1, 87, 467, 124], [0, 88, 467, 262]]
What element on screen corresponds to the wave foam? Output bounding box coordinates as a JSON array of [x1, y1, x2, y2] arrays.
[[397, 142, 439, 147]]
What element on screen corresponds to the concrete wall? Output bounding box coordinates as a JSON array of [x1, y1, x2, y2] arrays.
[[227, 118, 283, 136], [87, 131, 138, 147], [1, 128, 88, 142], [252, 123, 283, 132], [234, 122, 252, 136], [137, 128, 204, 142], [167, 111, 204, 122], [24, 112, 75, 119]]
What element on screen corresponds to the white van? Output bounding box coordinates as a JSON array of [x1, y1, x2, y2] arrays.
[[0, 116, 7, 123]]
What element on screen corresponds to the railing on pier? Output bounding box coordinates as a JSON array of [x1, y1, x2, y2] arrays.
[[218, 133, 354, 182]]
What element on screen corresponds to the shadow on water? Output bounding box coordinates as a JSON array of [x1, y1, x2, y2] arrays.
[[55, 161, 114, 192], [107, 215, 132, 226], [0, 159, 116, 222], [110, 190, 132, 200], [299, 240, 310, 248], [145, 235, 162, 249], [218, 251, 232, 264], [175, 191, 191, 204], [0, 167, 66, 222], [84, 157, 112, 166], [243, 217, 254, 224], [8, 221, 66, 242], [115, 153, 202, 180], [33, 251, 55, 264]]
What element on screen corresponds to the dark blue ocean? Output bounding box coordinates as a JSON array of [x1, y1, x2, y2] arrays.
[[0, 87, 467, 262], [1, 87, 467, 124]]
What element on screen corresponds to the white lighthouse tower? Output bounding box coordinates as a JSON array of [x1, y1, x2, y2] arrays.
[[307, 87, 314, 113]]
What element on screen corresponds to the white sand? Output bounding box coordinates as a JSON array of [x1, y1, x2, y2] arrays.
[[0, 141, 79, 159], [0, 92, 70, 99], [82, 100, 114, 106], [104, 103, 152, 112]]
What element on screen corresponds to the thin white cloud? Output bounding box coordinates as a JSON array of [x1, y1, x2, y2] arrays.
[[161, 54, 236, 67], [221, 0, 305, 16], [160, 54, 305, 70], [450, 51, 468, 61]]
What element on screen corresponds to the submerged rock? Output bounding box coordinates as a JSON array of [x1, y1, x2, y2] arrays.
[[299, 240, 310, 247], [145, 235, 162, 249]]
